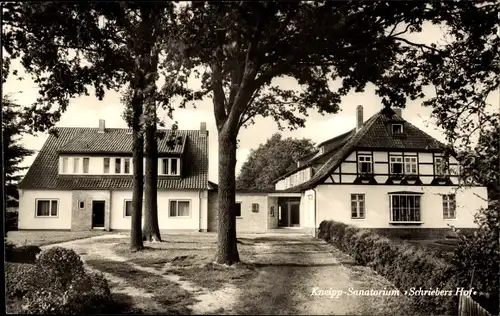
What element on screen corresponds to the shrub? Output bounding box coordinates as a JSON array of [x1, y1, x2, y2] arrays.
[[37, 247, 86, 286], [451, 200, 499, 315], [318, 220, 459, 316], [6, 247, 111, 314]]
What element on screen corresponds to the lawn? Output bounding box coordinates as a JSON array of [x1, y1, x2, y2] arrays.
[[6, 230, 114, 247]]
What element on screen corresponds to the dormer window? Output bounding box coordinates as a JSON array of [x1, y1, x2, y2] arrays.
[[161, 158, 181, 176], [318, 146, 324, 154], [392, 124, 403, 134]]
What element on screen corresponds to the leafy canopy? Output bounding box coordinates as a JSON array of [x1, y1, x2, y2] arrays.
[[236, 133, 315, 190], [2, 96, 34, 207]]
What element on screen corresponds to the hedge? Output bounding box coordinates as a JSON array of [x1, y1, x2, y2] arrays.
[[6, 247, 111, 314], [318, 220, 460, 316]]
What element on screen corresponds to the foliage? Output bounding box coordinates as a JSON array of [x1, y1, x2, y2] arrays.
[[176, 1, 499, 264], [5, 243, 41, 263], [451, 200, 500, 315], [6, 248, 111, 314], [2, 96, 34, 209], [318, 220, 460, 316], [3, 2, 202, 249], [37, 247, 86, 285], [236, 133, 315, 190]]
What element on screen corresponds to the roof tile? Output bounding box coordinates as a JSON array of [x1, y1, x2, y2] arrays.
[[19, 128, 208, 190]]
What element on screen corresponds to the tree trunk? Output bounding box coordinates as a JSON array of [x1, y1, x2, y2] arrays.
[[130, 99, 144, 251], [142, 119, 161, 242], [215, 129, 240, 265]]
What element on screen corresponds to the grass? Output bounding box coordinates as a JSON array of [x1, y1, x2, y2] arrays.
[[172, 262, 258, 291], [6, 230, 114, 247], [85, 259, 196, 314]]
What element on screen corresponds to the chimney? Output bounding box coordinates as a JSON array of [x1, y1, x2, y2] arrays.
[[356, 105, 363, 131], [199, 122, 207, 137], [393, 107, 402, 118], [98, 119, 106, 133]]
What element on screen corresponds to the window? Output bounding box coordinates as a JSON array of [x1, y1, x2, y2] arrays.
[[170, 159, 178, 175], [169, 200, 190, 217], [124, 200, 133, 217], [115, 158, 122, 173], [270, 206, 275, 217], [103, 158, 110, 174], [79, 201, 85, 209], [390, 195, 421, 222], [83, 158, 90, 173], [161, 158, 180, 176], [73, 158, 80, 173], [390, 156, 403, 174], [252, 203, 259, 213], [234, 202, 242, 217], [62, 157, 69, 173], [404, 157, 418, 174], [392, 124, 403, 134], [124, 158, 131, 174], [435, 157, 449, 176], [36, 199, 58, 217], [443, 194, 456, 219], [358, 155, 373, 174], [351, 194, 365, 219]]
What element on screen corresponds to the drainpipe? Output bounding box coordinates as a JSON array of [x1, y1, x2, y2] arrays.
[[312, 187, 317, 238]]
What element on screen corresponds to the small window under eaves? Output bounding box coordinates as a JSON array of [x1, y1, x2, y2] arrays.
[[392, 124, 403, 134]]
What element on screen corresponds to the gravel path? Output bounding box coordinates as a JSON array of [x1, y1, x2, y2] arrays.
[[41, 233, 415, 315], [234, 234, 415, 315]]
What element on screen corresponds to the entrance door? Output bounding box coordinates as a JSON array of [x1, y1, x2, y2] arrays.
[[290, 202, 300, 227], [278, 199, 301, 227], [92, 201, 105, 228]]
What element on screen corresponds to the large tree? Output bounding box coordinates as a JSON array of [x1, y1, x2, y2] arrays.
[[2, 96, 34, 213], [178, 1, 499, 265], [237, 133, 315, 190], [2, 2, 191, 249]]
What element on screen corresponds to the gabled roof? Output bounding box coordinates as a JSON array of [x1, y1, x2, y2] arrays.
[[272, 129, 354, 184], [287, 107, 446, 192], [19, 127, 208, 190], [58, 129, 187, 154]]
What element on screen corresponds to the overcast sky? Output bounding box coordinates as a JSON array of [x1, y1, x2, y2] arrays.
[[4, 22, 497, 183]]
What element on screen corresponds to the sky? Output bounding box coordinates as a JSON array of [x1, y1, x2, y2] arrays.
[[4, 22, 498, 183]]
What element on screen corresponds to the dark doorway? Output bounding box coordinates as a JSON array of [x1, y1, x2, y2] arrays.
[[92, 201, 105, 228], [278, 197, 301, 227]]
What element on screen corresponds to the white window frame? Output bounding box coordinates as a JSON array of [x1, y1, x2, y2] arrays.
[[160, 158, 181, 176], [443, 194, 456, 219], [103, 157, 110, 174], [83, 157, 90, 174], [124, 158, 131, 174], [390, 156, 404, 174], [73, 157, 80, 174], [61, 157, 69, 174], [35, 199, 59, 218], [358, 155, 373, 174], [389, 194, 422, 223], [169, 200, 191, 218], [404, 156, 418, 175], [78, 200, 85, 209], [124, 200, 133, 217], [392, 124, 403, 134], [351, 194, 365, 219], [114, 157, 122, 174]]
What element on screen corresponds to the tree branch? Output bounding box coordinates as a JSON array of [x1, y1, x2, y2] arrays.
[[393, 36, 441, 53]]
